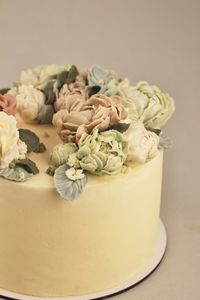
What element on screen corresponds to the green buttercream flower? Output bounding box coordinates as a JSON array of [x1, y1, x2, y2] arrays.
[[118, 79, 175, 129], [76, 129, 128, 175], [47, 143, 78, 175]]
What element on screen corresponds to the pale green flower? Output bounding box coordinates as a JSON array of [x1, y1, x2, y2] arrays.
[[47, 143, 78, 175], [118, 79, 175, 129], [20, 64, 71, 88], [76, 129, 128, 175]]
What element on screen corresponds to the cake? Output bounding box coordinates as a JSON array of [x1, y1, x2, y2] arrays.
[[0, 64, 175, 298]]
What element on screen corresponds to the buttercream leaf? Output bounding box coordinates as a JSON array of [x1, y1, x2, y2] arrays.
[[37, 104, 54, 124], [0, 167, 33, 182], [41, 80, 57, 105], [34, 142, 46, 153], [66, 65, 79, 84], [19, 128, 46, 153], [0, 88, 10, 95], [54, 165, 87, 201], [88, 85, 101, 97], [16, 158, 39, 175], [56, 70, 69, 90], [159, 133, 173, 149], [147, 128, 162, 136], [19, 129, 40, 153], [109, 123, 130, 133]]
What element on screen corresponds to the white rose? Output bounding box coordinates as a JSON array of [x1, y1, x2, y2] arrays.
[[16, 85, 45, 123], [20, 64, 71, 87], [0, 112, 20, 169], [124, 122, 159, 165]]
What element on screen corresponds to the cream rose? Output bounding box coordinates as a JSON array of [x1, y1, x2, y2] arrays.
[[0, 112, 20, 169], [16, 85, 45, 123], [17, 139, 28, 159], [124, 122, 159, 165]]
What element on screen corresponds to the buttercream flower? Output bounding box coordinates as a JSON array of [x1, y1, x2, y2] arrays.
[[53, 94, 128, 143], [20, 64, 71, 88], [118, 80, 175, 129], [75, 69, 89, 84], [88, 65, 119, 96], [123, 122, 159, 165], [74, 129, 128, 175], [17, 139, 28, 159], [46, 143, 78, 175], [0, 93, 17, 115], [16, 85, 45, 123], [55, 82, 88, 111], [54, 165, 87, 200], [0, 112, 20, 169], [65, 168, 85, 181]]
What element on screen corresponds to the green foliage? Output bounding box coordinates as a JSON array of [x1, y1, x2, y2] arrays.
[[16, 158, 39, 175], [19, 129, 46, 153], [0, 88, 10, 95]]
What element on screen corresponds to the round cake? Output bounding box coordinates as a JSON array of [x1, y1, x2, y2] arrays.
[[0, 64, 175, 298]]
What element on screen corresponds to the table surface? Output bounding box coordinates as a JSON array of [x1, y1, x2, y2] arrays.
[[0, 0, 199, 299]]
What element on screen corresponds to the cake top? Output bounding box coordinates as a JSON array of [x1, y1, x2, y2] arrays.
[[0, 64, 175, 200]]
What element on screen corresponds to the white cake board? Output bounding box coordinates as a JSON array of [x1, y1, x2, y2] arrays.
[[0, 219, 167, 300]]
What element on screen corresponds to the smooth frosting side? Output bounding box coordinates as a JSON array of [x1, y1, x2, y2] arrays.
[[0, 122, 163, 296]]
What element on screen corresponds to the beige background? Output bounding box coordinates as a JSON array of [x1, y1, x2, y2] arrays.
[[0, 0, 199, 299]]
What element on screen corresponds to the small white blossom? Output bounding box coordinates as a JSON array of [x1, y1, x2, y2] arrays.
[[65, 168, 85, 181]]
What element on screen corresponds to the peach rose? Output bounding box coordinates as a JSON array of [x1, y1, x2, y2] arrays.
[[55, 82, 88, 111], [0, 94, 17, 115], [53, 94, 127, 143]]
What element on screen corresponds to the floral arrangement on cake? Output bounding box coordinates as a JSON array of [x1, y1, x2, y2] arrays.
[[0, 64, 175, 200]]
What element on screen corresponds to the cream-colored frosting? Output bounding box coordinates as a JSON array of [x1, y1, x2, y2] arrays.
[[0, 120, 163, 297]]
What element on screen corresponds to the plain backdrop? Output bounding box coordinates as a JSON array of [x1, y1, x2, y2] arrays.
[[0, 0, 200, 299]]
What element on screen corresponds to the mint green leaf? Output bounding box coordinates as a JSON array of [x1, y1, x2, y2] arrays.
[[0, 167, 33, 182], [159, 133, 173, 149], [54, 165, 87, 201]]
